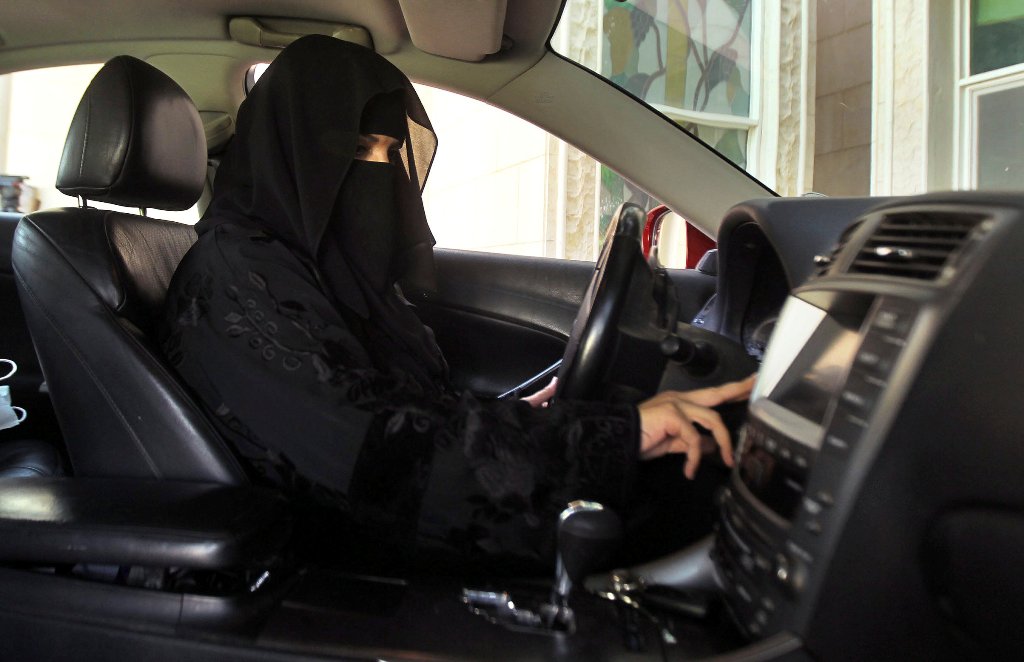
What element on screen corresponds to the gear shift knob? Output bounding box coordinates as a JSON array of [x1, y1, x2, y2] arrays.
[[462, 502, 623, 634], [554, 501, 623, 602]]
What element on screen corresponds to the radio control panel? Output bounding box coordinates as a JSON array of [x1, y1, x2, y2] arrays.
[[715, 295, 919, 638]]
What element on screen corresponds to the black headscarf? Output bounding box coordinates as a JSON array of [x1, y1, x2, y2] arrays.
[[198, 35, 446, 387]]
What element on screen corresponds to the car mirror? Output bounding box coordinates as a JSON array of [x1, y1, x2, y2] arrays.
[[651, 211, 689, 269]]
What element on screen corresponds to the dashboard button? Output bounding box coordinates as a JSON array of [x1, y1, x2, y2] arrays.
[[872, 309, 901, 332], [824, 433, 851, 453], [828, 406, 870, 448], [861, 373, 887, 388], [872, 301, 916, 335], [774, 556, 790, 583], [803, 498, 823, 516], [840, 377, 880, 412], [838, 409, 870, 429], [856, 347, 884, 369], [857, 335, 901, 371]]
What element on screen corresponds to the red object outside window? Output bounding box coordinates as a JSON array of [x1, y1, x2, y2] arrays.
[[643, 205, 716, 269]]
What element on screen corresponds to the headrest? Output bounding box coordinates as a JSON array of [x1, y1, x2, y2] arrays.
[[56, 56, 206, 211]]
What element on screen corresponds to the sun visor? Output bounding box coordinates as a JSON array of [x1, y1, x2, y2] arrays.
[[229, 17, 373, 50], [398, 0, 507, 61]]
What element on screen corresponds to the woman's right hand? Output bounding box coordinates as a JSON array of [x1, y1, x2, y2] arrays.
[[637, 375, 756, 479]]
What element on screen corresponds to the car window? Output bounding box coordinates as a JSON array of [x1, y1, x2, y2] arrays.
[[552, 0, 1024, 197], [414, 84, 659, 261], [0, 64, 101, 213], [0, 63, 200, 223]]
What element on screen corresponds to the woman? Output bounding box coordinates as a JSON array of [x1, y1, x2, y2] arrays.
[[161, 35, 752, 570]]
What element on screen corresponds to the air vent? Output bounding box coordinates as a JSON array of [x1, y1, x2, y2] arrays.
[[813, 220, 862, 277], [849, 212, 985, 281]]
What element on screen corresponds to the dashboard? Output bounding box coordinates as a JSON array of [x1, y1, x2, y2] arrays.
[[699, 192, 1024, 660]]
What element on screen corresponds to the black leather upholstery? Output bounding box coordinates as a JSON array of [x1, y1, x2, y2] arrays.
[[13, 211, 245, 482], [12, 57, 246, 483], [0, 478, 287, 568], [56, 56, 206, 211], [0, 440, 62, 478]]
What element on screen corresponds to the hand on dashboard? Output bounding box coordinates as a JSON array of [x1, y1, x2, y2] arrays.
[[637, 375, 756, 479]]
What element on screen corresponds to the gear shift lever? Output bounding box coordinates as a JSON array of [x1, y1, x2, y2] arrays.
[[548, 500, 623, 629], [462, 500, 623, 634]]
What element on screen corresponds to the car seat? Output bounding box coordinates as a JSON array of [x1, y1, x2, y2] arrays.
[[11, 56, 246, 483]]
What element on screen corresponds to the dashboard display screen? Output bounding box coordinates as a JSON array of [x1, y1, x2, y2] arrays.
[[743, 296, 869, 521], [769, 320, 860, 425], [754, 297, 865, 428]]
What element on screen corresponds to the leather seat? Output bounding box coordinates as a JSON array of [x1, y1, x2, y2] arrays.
[[0, 440, 63, 478], [11, 56, 246, 483]]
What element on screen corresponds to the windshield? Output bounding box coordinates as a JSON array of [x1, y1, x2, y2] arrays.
[[552, 0, 1024, 196]]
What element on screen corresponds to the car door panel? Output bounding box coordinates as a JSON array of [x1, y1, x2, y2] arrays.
[[418, 247, 717, 397], [415, 248, 592, 396]]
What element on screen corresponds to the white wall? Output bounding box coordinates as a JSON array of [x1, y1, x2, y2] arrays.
[[415, 85, 551, 256], [2, 64, 101, 210]]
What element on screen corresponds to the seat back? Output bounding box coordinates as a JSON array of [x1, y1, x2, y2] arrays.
[[11, 56, 246, 483]]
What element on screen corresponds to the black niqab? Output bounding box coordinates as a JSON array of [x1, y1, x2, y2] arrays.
[[199, 35, 446, 386]]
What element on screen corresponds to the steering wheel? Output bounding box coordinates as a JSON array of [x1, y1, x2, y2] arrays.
[[555, 203, 648, 401]]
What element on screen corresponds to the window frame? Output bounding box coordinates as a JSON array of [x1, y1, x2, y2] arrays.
[[553, 0, 768, 179], [956, 0, 1024, 189], [635, 0, 765, 177]]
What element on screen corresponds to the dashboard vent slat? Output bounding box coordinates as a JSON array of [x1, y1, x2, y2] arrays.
[[849, 212, 985, 282], [813, 220, 862, 277]]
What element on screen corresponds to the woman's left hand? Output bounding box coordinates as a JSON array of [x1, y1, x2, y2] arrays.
[[521, 377, 558, 408]]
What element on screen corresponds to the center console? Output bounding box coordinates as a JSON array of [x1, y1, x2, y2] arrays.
[[709, 195, 1024, 660], [715, 292, 918, 637]]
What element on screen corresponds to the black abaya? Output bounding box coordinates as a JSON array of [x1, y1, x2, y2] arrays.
[[161, 36, 640, 568]]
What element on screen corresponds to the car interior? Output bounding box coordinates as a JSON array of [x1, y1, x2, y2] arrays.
[[0, 1, 1022, 660]]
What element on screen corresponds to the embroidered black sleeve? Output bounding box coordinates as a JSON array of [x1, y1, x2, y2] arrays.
[[161, 225, 639, 566]]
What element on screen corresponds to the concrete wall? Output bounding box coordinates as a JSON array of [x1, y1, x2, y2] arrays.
[[813, 1, 873, 196]]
